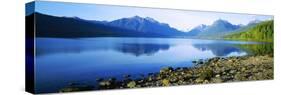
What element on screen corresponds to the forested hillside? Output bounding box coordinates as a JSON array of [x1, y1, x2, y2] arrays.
[[225, 20, 273, 42]]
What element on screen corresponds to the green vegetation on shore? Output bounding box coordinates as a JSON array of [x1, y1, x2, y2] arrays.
[[224, 20, 273, 42]]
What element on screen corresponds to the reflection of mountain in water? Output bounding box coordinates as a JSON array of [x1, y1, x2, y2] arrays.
[[115, 43, 171, 56], [192, 44, 244, 56], [36, 46, 90, 57], [36, 38, 113, 56], [36, 40, 172, 57]]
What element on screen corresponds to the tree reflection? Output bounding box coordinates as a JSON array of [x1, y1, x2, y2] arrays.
[[114, 43, 171, 56], [192, 44, 244, 56]]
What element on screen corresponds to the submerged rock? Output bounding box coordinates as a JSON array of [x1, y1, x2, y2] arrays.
[[59, 85, 93, 92], [99, 81, 111, 87], [192, 61, 197, 63], [96, 78, 104, 82], [123, 74, 131, 78], [127, 81, 137, 88]]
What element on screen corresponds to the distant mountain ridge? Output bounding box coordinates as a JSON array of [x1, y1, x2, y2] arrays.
[[31, 13, 153, 38], [186, 19, 241, 37], [107, 16, 184, 36], [28, 13, 186, 38], [186, 24, 207, 36]]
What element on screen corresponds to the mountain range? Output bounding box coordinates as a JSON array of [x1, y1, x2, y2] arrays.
[[28, 13, 185, 38], [27, 12, 271, 41], [107, 16, 184, 36], [186, 19, 242, 37]]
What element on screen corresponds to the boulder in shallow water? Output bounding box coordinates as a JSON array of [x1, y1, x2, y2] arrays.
[[99, 81, 111, 87], [123, 74, 131, 78], [127, 81, 137, 88]]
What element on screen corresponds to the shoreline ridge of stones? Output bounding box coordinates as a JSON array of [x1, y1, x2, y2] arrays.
[[59, 55, 273, 92]]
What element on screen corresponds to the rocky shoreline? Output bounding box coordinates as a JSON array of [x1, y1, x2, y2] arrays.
[[60, 55, 273, 92]]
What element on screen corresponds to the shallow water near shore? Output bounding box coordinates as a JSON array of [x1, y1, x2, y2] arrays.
[[35, 37, 271, 93]]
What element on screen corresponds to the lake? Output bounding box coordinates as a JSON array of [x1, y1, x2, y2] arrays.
[[35, 37, 270, 93]]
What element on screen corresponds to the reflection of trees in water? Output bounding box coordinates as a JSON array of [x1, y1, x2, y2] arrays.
[[36, 47, 85, 57], [192, 44, 244, 56], [36, 42, 113, 57], [192, 43, 273, 56], [36, 43, 172, 57], [234, 43, 273, 56], [114, 43, 171, 56]]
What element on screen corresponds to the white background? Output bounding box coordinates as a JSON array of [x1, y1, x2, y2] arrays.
[[0, 0, 280, 95]]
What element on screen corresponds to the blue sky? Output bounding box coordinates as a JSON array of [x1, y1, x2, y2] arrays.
[[32, 1, 273, 31]]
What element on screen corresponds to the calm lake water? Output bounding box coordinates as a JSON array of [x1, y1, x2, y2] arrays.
[[35, 37, 268, 93]]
